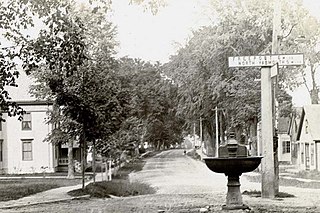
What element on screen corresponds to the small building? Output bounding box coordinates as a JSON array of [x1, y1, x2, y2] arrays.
[[277, 117, 291, 163], [288, 107, 303, 165], [295, 105, 320, 171]]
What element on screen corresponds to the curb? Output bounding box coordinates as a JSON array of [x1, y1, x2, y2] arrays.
[[0, 195, 90, 210]]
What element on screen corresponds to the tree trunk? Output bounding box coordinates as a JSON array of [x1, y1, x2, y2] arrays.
[[235, 126, 243, 144], [311, 89, 319, 104], [81, 137, 86, 190], [203, 118, 215, 157], [205, 137, 214, 156], [310, 64, 319, 104], [249, 117, 258, 156], [66, 140, 75, 179], [219, 111, 226, 144], [157, 141, 160, 150], [140, 125, 147, 152]]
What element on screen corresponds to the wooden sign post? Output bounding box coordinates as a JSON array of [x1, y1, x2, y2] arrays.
[[228, 53, 304, 198]]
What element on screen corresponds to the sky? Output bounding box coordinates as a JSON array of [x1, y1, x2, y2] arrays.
[[3, 0, 320, 106], [108, 0, 320, 107], [109, 0, 211, 63], [109, 0, 320, 63]]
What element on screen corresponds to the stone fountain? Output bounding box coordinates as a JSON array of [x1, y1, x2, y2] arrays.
[[204, 134, 262, 210]]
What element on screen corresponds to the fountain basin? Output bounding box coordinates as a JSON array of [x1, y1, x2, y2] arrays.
[[203, 133, 263, 210], [203, 156, 262, 176]]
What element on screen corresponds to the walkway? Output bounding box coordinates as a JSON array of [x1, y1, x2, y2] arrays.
[[0, 174, 104, 209]]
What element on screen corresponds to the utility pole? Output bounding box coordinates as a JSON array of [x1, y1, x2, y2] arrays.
[[261, 65, 275, 198], [261, 0, 281, 198], [215, 106, 219, 157], [92, 140, 96, 183], [193, 122, 196, 148], [200, 117, 203, 146], [271, 0, 281, 195]]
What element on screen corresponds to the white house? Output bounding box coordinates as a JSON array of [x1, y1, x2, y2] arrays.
[[295, 105, 320, 171], [277, 117, 291, 163], [0, 71, 84, 174], [0, 71, 58, 174], [0, 101, 56, 174]]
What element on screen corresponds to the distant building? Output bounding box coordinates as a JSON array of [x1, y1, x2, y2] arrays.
[[295, 105, 320, 171], [277, 117, 291, 163], [288, 107, 303, 165]]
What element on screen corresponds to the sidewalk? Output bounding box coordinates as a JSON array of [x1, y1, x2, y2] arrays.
[[0, 173, 105, 210]]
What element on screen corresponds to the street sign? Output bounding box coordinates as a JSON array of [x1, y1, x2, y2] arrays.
[[270, 63, 278, 78], [228, 54, 304, 67]]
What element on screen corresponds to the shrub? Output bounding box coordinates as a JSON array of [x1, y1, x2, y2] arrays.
[[242, 190, 295, 198], [186, 149, 201, 160], [68, 180, 155, 198], [68, 154, 156, 198]]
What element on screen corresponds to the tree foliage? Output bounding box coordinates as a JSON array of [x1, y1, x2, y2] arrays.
[[130, 0, 167, 14], [279, 0, 320, 104], [163, 0, 296, 152], [100, 57, 185, 154], [26, 0, 126, 143], [24, 0, 184, 163]]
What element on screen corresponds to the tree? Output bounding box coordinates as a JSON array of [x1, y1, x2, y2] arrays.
[[0, 0, 38, 120], [23, 0, 126, 185], [162, 0, 295, 156], [107, 57, 184, 154], [130, 0, 167, 14], [278, 0, 320, 104]]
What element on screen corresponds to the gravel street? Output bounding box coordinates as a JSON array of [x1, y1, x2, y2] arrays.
[[3, 149, 320, 212], [129, 149, 229, 194]]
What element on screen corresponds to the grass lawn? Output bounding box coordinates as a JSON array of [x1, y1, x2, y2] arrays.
[[0, 172, 86, 178], [0, 151, 158, 202], [245, 173, 320, 189], [0, 178, 82, 202], [68, 152, 157, 198]]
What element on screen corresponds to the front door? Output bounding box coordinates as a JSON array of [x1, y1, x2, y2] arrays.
[[305, 143, 310, 170]]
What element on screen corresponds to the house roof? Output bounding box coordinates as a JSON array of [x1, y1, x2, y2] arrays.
[[288, 107, 303, 140], [298, 105, 320, 141], [277, 117, 290, 133], [3, 72, 54, 108], [5, 71, 35, 102]]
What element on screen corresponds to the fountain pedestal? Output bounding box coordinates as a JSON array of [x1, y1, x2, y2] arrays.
[[203, 134, 262, 210], [223, 175, 248, 210]]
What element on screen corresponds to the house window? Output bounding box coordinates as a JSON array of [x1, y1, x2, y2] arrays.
[[0, 140, 3, 162], [282, 141, 291, 154], [22, 140, 33, 161], [22, 113, 32, 130]]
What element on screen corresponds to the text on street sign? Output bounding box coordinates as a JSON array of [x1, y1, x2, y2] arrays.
[[228, 54, 304, 67]]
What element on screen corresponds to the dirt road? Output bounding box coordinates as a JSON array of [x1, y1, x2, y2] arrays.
[[3, 149, 320, 212], [130, 149, 229, 194]]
